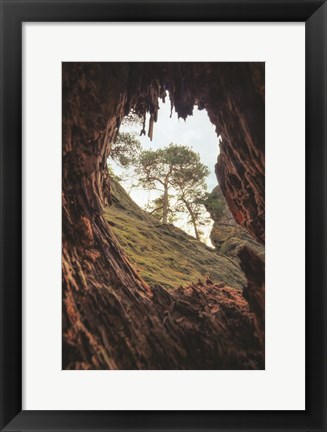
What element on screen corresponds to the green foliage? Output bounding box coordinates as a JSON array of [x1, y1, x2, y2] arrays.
[[135, 143, 210, 236], [203, 188, 228, 221], [110, 132, 142, 167], [146, 196, 177, 224], [135, 144, 208, 189]]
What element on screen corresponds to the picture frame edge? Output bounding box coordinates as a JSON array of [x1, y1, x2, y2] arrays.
[[0, 1, 326, 431]]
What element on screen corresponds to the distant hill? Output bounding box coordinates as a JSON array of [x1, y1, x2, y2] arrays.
[[104, 179, 246, 291]]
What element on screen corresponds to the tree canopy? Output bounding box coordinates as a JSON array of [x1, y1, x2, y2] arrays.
[[109, 132, 142, 168], [135, 143, 209, 239]]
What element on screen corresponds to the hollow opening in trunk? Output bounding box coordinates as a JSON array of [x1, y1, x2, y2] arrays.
[[62, 62, 265, 370], [106, 94, 262, 293]]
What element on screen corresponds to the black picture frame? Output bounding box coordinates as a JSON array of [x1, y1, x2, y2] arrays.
[[0, 0, 326, 431]]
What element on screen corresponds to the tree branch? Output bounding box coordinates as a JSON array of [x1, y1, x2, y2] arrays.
[[149, 206, 164, 215]]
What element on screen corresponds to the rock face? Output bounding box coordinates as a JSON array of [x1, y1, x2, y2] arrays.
[[205, 185, 264, 260], [204, 186, 265, 353], [214, 63, 265, 244], [62, 62, 265, 369]]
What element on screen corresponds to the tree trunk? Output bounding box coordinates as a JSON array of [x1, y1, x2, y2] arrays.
[[191, 215, 200, 241], [183, 199, 200, 241], [162, 183, 169, 224]]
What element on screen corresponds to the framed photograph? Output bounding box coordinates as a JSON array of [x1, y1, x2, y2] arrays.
[[0, 0, 326, 431]]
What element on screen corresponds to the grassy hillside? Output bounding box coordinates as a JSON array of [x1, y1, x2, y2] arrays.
[[104, 179, 246, 291]]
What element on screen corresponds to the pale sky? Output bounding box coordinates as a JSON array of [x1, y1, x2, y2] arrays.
[[110, 94, 221, 245]]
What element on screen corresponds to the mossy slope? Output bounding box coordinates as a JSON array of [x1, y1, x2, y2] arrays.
[[104, 179, 245, 290]]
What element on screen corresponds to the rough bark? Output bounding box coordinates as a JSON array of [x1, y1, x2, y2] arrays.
[[214, 64, 265, 244], [238, 247, 265, 350], [62, 62, 265, 369]]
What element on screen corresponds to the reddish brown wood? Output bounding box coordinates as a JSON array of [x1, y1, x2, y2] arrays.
[[62, 63, 265, 369]]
